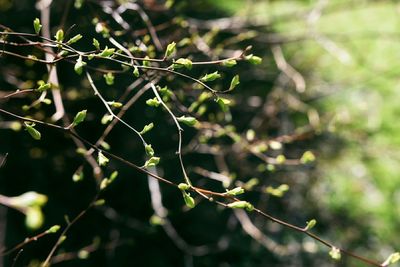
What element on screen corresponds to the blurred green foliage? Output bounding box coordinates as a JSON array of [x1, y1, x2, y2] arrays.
[[213, 0, 400, 263]]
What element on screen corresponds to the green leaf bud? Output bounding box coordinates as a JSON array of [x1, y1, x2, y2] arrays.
[[133, 66, 140, 77], [165, 41, 176, 58], [72, 109, 87, 127], [182, 191, 195, 208], [98, 151, 109, 166], [245, 54, 262, 65], [37, 82, 51, 92], [100, 178, 109, 190], [42, 98, 52, 105], [92, 38, 100, 50], [173, 58, 192, 70], [33, 18, 42, 34], [265, 184, 289, 197], [217, 98, 231, 112], [140, 123, 154, 135], [177, 116, 198, 127], [227, 201, 254, 211], [100, 141, 110, 150], [109, 171, 118, 183], [54, 29, 64, 42], [145, 144, 154, 157], [66, 34, 82, 45], [222, 59, 237, 67], [329, 247, 341, 261], [200, 71, 221, 82], [178, 183, 190, 191], [46, 225, 61, 234], [103, 72, 115, 85], [106, 101, 123, 108], [74, 55, 87, 75], [146, 98, 160, 107], [305, 219, 317, 231], [99, 46, 115, 57], [144, 157, 160, 168], [225, 187, 245, 196], [229, 75, 240, 91], [101, 114, 113, 125], [24, 122, 41, 140]]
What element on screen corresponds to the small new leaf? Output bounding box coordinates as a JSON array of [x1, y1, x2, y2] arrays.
[[225, 187, 245, 196], [133, 66, 140, 77], [182, 191, 195, 209], [177, 116, 198, 127], [144, 157, 160, 168], [140, 123, 154, 135], [222, 59, 237, 67], [217, 98, 231, 112], [100, 178, 109, 190], [101, 114, 113, 125], [37, 83, 51, 92], [100, 172, 118, 190], [100, 141, 110, 150], [24, 122, 41, 140], [33, 18, 42, 34], [305, 219, 317, 231], [200, 71, 221, 82], [178, 183, 190, 191], [246, 54, 262, 65], [145, 144, 154, 157], [173, 58, 192, 70], [72, 110, 87, 127], [107, 101, 123, 108], [146, 98, 160, 107], [329, 247, 341, 261], [67, 34, 82, 45], [103, 72, 115, 85], [98, 151, 109, 166], [55, 29, 64, 42], [87, 54, 95, 60], [229, 75, 240, 91], [227, 201, 254, 211], [165, 41, 176, 58], [109, 170, 118, 183], [46, 225, 61, 234], [99, 46, 115, 57], [74, 55, 87, 75], [93, 38, 100, 50]]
